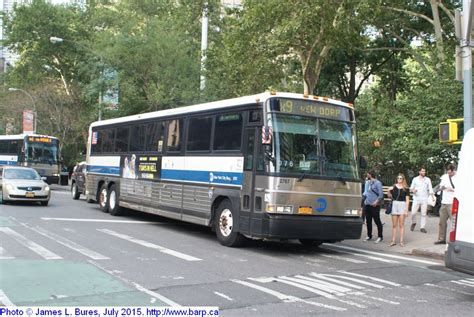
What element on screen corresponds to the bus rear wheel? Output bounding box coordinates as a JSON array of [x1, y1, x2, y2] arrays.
[[215, 200, 245, 247], [71, 183, 80, 200], [98, 184, 109, 213], [299, 239, 323, 247], [108, 184, 124, 216]]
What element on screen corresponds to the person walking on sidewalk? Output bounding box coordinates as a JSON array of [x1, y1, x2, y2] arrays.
[[410, 167, 434, 233], [388, 174, 410, 247], [363, 171, 384, 243], [435, 164, 456, 244]]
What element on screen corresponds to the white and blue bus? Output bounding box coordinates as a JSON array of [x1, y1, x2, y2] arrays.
[[85, 92, 363, 246], [0, 134, 62, 184]]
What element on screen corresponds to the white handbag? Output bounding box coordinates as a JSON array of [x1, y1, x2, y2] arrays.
[[427, 194, 436, 207]]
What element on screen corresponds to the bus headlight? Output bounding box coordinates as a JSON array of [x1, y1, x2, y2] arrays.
[[266, 204, 294, 214], [345, 208, 361, 216]]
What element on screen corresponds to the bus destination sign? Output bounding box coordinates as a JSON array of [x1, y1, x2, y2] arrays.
[[28, 136, 53, 143], [269, 98, 352, 121]]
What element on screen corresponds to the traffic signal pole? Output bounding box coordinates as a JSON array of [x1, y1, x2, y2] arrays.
[[463, 0, 474, 133]]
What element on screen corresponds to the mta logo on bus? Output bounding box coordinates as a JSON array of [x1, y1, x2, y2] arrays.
[[315, 198, 327, 212]]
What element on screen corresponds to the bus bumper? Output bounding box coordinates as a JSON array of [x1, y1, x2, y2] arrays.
[[258, 214, 363, 241], [445, 241, 474, 275]]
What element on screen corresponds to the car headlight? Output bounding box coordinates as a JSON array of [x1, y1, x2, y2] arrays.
[[5, 184, 15, 191], [44, 185, 50, 192]]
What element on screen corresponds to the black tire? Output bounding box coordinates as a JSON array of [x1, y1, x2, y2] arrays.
[[98, 184, 109, 213], [71, 182, 80, 200], [214, 200, 245, 247], [40, 201, 49, 206], [299, 239, 323, 247], [108, 184, 125, 216], [86, 198, 95, 203]]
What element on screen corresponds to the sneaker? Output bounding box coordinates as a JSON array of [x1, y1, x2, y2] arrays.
[[374, 237, 383, 244], [363, 237, 372, 242], [434, 240, 446, 245], [410, 223, 416, 231], [420, 228, 427, 233]]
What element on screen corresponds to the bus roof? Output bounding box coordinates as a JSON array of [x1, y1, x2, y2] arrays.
[[90, 92, 353, 129], [0, 134, 59, 141]]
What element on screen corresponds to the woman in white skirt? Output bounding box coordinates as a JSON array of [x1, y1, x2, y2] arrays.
[[388, 174, 410, 246]]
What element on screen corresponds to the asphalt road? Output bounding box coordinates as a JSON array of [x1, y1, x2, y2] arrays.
[[1, 187, 473, 316]]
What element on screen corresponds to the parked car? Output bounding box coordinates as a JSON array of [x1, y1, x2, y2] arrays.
[[71, 162, 87, 200], [0, 166, 51, 206]]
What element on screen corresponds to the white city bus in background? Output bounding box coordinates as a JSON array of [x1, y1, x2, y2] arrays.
[[445, 128, 474, 275], [85, 92, 363, 246], [0, 134, 62, 184]]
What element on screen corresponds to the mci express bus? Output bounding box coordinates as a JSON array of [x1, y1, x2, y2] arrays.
[[85, 92, 363, 246], [0, 134, 62, 184]]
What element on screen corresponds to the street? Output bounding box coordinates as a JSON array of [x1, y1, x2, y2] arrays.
[[1, 188, 473, 316]]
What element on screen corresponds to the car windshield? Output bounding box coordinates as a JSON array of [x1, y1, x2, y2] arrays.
[[270, 113, 358, 179], [4, 168, 41, 180]]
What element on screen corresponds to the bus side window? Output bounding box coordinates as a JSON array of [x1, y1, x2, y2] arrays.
[[244, 130, 255, 170], [166, 119, 183, 153], [130, 124, 146, 152], [115, 126, 130, 153], [102, 128, 115, 153], [146, 121, 165, 153], [214, 113, 242, 151]]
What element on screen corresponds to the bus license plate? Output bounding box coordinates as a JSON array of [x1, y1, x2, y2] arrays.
[[26, 192, 35, 198]]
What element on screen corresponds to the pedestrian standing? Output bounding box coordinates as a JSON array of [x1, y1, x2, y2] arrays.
[[410, 167, 434, 233], [363, 171, 384, 243], [435, 164, 456, 244], [388, 174, 410, 247]]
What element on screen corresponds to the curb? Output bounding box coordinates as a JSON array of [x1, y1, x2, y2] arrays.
[[411, 248, 445, 261]]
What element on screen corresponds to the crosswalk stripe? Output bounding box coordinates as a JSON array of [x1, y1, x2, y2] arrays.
[[320, 254, 368, 264], [293, 275, 355, 293], [339, 271, 402, 287], [451, 280, 474, 287], [231, 279, 346, 312], [0, 227, 61, 260], [312, 273, 385, 289], [97, 229, 202, 262], [0, 289, 15, 306], [308, 273, 366, 290], [21, 224, 109, 260]]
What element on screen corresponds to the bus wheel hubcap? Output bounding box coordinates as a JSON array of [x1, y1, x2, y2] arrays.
[[109, 191, 116, 209], [100, 189, 107, 207], [219, 209, 233, 237]]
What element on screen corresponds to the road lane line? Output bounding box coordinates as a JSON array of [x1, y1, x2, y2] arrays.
[[0, 289, 15, 306], [42, 217, 158, 224], [21, 224, 109, 260], [320, 253, 368, 264], [451, 280, 474, 287], [88, 260, 180, 306], [0, 227, 61, 260], [339, 271, 401, 287], [97, 229, 202, 262], [231, 279, 346, 311], [213, 291, 234, 301], [323, 244, 441, 265]]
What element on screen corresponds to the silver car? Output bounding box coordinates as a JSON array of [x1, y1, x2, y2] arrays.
[[0, 166, 51, 206]]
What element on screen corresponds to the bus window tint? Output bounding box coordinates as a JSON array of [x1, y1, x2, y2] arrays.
[[0, 140, 8, 154], [167, 119, 183, 152], [91, 130, 102, 153], [102, 129, 115, 153], [9, 141, 19, 154], [187, 117, 212, 152], [129, 125, 146, 152], [214, 114, 242, 151], [115, 127, 130, 153], [146, 122, 165, 152]]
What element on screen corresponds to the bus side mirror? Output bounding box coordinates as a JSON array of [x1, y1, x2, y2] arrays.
[[262, 126, 273, 145], [359, 156, 367, 169]]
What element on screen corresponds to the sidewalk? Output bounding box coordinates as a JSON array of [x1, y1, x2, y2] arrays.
[[343, 211, 447, 261]]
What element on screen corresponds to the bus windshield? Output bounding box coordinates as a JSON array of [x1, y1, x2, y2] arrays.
[[270, 113, 358, 179], [25, 138, 60, 164]]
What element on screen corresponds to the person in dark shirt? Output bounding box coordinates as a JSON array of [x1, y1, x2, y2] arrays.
[[363, 171, 384, 243], [388, 173, 410, 247]]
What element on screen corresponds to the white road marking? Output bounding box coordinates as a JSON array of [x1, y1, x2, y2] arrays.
[[42, 217, 157, 224], [308, 273, 366, 290], [97, 229, 202, 262], [0, 227, 61, 260], [324, 244, 441, 265], [0, 246, 15, 260], [231, 279, 346, 312], [88, 260, 180, 306], [459, 279, 474, 286], [21, 223, 109, 260], [293, 275, 355, 293], [0, 289, 15, 306], [320, 254, 368, 264], [451, 280, 474, 287], [213, 291, 234, 301], [311, 273, 385, 289], [425, 283, 474, 296], [324, 248, 401, 264], [339, 271, 402, 287]]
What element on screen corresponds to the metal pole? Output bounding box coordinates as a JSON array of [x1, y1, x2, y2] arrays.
[[463, 0, 473, 133], [200, 3, 208, 91], [8, 88, 36, 133]]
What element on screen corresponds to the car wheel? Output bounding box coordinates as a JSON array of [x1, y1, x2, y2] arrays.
[[40, 201, 49, 206], [108, 184, 125, 216], [98, 184, 109, 213], [214, 200, 245, 247], [71, 183, 80, 200]]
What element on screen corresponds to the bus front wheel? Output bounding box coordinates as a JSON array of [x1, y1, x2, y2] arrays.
[[108, 184, 125, 216], [98, 184, 109, 213], [215, 200, 245, 247], [71, 183, 80, 200]]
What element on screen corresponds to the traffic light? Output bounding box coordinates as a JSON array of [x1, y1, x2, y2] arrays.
[[439, 119, 463, 144]]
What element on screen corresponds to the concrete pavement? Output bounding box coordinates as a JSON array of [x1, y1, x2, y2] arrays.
[[344, 210, 447, 260]]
